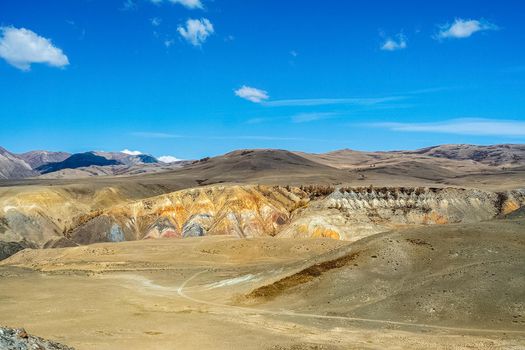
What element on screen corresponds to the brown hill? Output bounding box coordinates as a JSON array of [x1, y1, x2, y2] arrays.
[[411, 144, 525, 166], [17, 150, 70, 169], [0, 147, 36, 180], [242, 217, 525, 331]]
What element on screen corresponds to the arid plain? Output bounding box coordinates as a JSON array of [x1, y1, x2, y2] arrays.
[[1, 145, 525, 349]]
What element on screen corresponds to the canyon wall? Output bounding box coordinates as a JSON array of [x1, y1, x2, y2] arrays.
[[1, 185, 524, 250]]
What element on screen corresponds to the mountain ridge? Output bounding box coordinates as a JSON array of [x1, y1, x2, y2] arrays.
[[36, 152, 121, 174], [0, 144, 524, 180], [0, 147, 36, 179], [17, 150, 71, 169]]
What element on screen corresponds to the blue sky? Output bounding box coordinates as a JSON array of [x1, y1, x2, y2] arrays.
[[0, 0, 524, 159]]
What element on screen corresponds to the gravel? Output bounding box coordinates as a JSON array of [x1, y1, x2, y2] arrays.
[[0, 327, 74, 350]]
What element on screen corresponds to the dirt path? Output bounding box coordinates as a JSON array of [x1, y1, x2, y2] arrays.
[[176, 270, 525, 335]]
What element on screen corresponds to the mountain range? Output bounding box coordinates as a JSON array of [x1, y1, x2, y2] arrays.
[[0, 147, 37, 180], [1, 143, 524, 350], [0, 149, 182, 179], [0, 144, 524, 180]]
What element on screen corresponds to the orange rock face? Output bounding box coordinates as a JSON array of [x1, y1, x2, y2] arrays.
[[2, 184, 524, 246], [502, 199, 521, 215], [71, 185, 307, 242]]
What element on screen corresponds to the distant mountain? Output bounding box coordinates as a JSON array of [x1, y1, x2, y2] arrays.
[[410, 144, 525, 166], [17, 150, 71, 169], [298, 144, 525, 169], [38, 161, 191, 179], [0, 147, 36, 179], [93, 152, 159, 166], [135, 154, 159, 164], [0, 148, 163, 179], [36, 152, 120, 174], [1, 144, 523, 180]]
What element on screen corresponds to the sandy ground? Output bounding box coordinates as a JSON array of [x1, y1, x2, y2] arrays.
[[1, 233, 524, 350]]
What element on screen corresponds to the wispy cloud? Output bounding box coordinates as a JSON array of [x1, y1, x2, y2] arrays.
[[0, 26, 69, 71], [291, 112, 338, 123], [177, 18, 214, 46], [151, 0, 203, 9], [131, 132, 180, 138], [403, 86, 456, 94], [381, 34, 407, 51], [121, 0, 138, 11], [436, 18, 498, 39], [370, 118, 525, 136], [151, 17, 162, 27], [235, 86, 269, 103], [264, 96, 405, 107]]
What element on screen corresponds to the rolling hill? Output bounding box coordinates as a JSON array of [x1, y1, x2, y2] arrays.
[[17, 150, 71, 169], [0, 147, 36, 179], [36, 152, 121, 174]]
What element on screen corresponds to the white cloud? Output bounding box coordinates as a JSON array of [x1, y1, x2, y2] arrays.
[[265, 96, 404, 107], [371, 118, 525, 136], [171, 0, 202, 8], [177, 18, 214, 46], [0, 27, 69, 71], [122, 0, 137, 10], [436, 18, 498, 39], [151, 0, 203, 9], [158, 155, 181, 163], [291, 112, 337, 123], [381, 34, 407, 51], [151, 17, 162, 26], [121, 149, 143, 155], [235, 85, 269, 103], [164, 39, 175, 47]]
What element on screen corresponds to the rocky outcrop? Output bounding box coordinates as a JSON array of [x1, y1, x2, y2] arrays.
[[0, 327, 74, 350], [69, 185, 305, 243], [0, 241, 35, 261], [68, 185, 525, 245], [17, 151, 70, 169], [36, 152, 120, 174], [278, 187, 525, 241], [412, 144, 525, 166], [1, 185, 524, 255], [0, 147, 36, 179]]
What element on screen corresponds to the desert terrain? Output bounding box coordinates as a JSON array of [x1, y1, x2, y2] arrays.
[[0, 145, 524, 349], [1, 218, 524, 349]]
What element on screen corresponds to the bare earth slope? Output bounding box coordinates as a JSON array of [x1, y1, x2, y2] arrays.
[[1, 218, 524, 349], [0, 147, 36, 180], [17, 150, 71, 169], [37, 161, 190, 179], [0, 145, 524, 349], [2, 183, 523, 249], [0, 327, 73, 350], [297, 144, 525, 168], [1, 144, 524, 184], [243, 218, 525, 332], [412, 144, 525, 166]]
